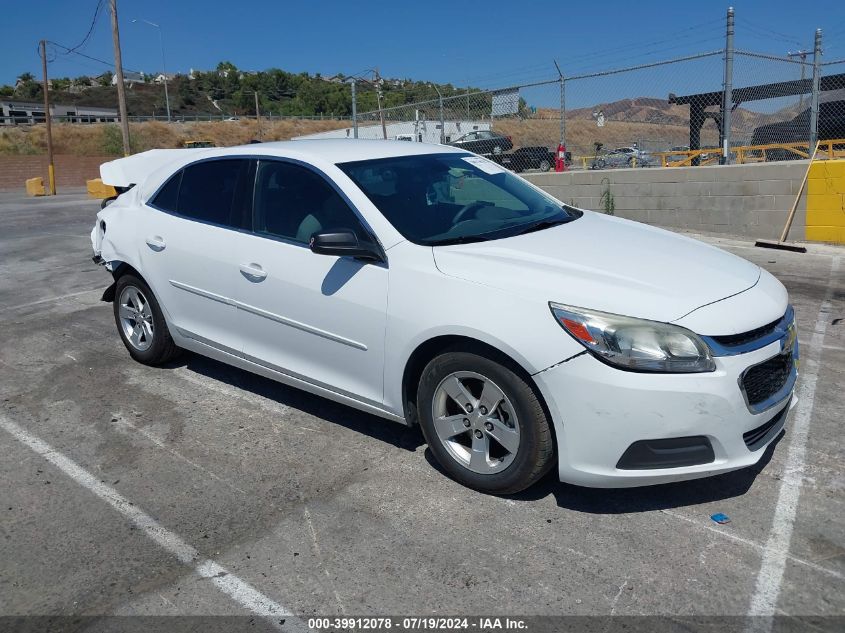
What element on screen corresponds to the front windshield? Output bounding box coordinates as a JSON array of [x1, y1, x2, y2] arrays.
[[337, 153, 581, 246]]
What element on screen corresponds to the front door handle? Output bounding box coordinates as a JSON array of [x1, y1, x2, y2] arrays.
[[239, 263, 267, 281], [145, 235, 166, 252]]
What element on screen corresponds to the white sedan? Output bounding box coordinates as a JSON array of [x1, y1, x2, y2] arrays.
[[92, 140, 798, 493]]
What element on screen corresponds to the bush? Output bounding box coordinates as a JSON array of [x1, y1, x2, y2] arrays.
[[101, 124, 140, 155]]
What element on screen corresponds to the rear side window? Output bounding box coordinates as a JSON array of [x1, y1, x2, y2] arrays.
[[150, 159, 253, 229], [151, 171, 182, 212]]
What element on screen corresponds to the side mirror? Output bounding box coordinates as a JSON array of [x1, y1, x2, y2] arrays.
[[309, 230, 384, 262]]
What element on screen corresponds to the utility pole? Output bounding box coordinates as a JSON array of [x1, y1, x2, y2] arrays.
[[554, 59, 566, 151], [132, 20, 170, 122], [721, 6, 735, 164], [787, 50, 809, 111], [350, 78, 358, 138], [254, 91, 261, 138], [809, 29, 822, 152], [109, 0, 131, 155], [40, 40, 56, 195], [375, 68, 387, 140]]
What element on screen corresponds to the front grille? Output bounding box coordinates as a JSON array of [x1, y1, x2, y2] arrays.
[[741, 352, 793, 407], [711, 317, 781, 348], [743, 406, 788, 450]]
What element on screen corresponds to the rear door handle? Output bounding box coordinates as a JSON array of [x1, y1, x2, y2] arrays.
[[239, 263, 267, 281], [145, 235, 166, 252]]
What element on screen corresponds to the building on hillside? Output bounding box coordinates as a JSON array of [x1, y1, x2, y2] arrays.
[[111, 71, 145, 85], [0, 100, 118, 125]]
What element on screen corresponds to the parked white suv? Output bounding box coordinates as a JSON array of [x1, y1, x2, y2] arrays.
[[92, 140, 798, 493]]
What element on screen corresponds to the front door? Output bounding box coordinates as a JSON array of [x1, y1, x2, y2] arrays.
[[234, 159, 389, 406]]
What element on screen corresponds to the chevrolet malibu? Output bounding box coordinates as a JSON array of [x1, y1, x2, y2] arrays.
[[91, 140, 798, 494]]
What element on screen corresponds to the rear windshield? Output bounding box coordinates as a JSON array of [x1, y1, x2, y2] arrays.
[[338, 153, 580, 246]]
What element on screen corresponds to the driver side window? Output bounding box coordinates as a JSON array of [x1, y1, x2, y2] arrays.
[[253, 161, 365, 245]]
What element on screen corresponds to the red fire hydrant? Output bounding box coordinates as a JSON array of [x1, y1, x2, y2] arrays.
[[555, 144, 567, 172]]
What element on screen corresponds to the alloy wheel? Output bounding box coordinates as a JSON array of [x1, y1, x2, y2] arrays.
[[118, 286, 154, 352], [431, 371, 521, 474]]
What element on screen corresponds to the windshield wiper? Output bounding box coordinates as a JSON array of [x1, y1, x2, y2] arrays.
[[429, 235, 491, 246], [512, 217, 573, 236]]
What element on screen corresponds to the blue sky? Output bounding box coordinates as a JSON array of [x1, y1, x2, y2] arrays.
[[2, 0, 844, 102]]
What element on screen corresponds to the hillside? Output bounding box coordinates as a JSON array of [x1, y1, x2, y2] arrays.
[[0, 119, 351, 156], [4, 66, 473, 119]]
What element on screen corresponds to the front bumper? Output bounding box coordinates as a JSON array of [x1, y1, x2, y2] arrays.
[[533, 336, 798, 488]]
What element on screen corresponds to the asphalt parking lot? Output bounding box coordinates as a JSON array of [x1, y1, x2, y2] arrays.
[[0, 190, 843, 631]]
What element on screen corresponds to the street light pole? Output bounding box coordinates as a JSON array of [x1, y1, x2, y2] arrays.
[[132, 19, 171, 122]]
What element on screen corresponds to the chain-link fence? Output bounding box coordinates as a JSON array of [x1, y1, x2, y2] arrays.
[[294, 27, 845, 172]]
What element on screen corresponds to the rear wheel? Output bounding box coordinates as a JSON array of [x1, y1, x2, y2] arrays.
[[538, 159, 551, 172], [113, 274, 180, 365], [417, 350, 554, 494]]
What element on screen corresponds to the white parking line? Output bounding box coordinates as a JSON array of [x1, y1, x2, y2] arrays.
[[172, 366, 292, 418], [746, 256, 841, 631], [0, 414, 304, 630], [111, 415, 248, 495], [0, 288, 101, 313], [661, 509, 843, 581]]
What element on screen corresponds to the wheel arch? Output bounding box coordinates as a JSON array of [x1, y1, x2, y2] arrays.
[[104, 262, 174, 326], [401, 335, 555, 444]]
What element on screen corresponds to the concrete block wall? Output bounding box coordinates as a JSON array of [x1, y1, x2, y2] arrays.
[[524, 161, 809, 241]]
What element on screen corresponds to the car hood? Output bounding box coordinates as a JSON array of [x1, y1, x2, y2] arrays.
[[432, 211, 761, 323]]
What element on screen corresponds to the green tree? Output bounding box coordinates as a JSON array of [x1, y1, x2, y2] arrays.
[[14, 72, 42, 100], [51, 77, 71, 91]]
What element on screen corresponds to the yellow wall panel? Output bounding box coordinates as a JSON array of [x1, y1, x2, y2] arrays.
[[806, 160, 845, 244]]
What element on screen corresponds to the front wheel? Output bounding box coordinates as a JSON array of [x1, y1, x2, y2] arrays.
[[538, 159, 551, 172], [417, 350, 554, 494]]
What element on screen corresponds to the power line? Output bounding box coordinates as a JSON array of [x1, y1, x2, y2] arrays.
[[46, 40, 140, 74], [735, 18, 807, 47], [64, 0, 105, 54]]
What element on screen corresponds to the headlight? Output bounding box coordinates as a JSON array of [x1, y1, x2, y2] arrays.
[[549, 303, 715, 373]]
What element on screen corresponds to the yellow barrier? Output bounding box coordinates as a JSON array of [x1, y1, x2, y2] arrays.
[[25, 177, 45, 196], [806, 159, 845, 244], [654, 139, 845, 167], [86, 178, 117, 199]]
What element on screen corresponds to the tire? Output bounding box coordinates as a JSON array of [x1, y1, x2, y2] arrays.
[[113, 273, 180, 365], [417, 349, 554, 494], [538, 159, 551, 172]]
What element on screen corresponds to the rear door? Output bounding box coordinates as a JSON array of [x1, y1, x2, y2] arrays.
[[140, 158, 254, 352]]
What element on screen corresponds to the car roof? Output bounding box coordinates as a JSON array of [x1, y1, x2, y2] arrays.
[[209, 139, 470, 164], [112, 140, 472, 199]]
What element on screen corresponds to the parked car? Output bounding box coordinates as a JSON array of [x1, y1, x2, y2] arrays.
[[447, 130, 513, 155], [611, 146, 651, 161], [491, 146, 568, 173], [93, 140, 797, 494], [750, 100, 845, 159], [591, 148, 652, 169]]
